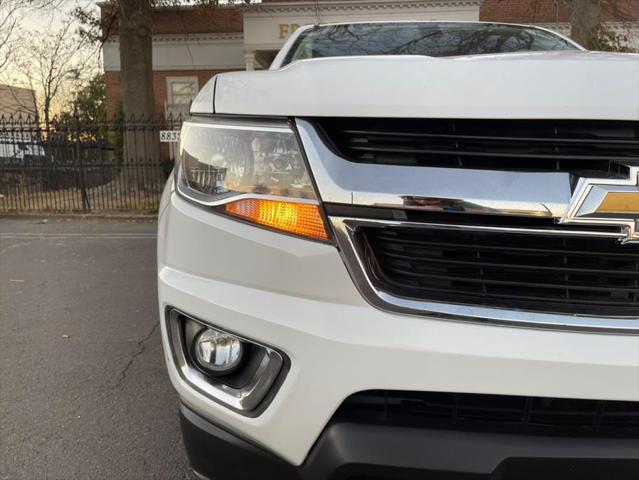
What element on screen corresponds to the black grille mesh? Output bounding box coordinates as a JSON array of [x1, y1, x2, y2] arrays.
[[317, 118, 639, 173], [336, 391, 639, 438], [362, 226, 639, 316]]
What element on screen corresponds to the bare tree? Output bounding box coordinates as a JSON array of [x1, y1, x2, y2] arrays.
[[566, 0, 636, 50], [117, 0, 154, 124], [75, 1, 255, 162], [0, 0, 72, 73], [114, 0, 158, 162], [568, 0, 602, 48], [12, 21, 94, 131], [0, 0, 21, 75]]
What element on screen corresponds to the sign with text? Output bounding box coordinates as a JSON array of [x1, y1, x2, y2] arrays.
[[160, 130, 180, 143]]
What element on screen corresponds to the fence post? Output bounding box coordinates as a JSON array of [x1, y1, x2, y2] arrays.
[[75, 110, 90, 212]]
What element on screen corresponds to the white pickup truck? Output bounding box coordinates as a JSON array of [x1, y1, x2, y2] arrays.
[[157, 21, 639, 480]]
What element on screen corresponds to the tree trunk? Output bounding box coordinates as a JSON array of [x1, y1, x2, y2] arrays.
[[43, 97, 50, 135], [118, 0, 158, 168], [569, 0, 602, 49]]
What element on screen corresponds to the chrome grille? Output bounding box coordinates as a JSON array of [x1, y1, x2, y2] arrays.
[[316, 118, 639, 174], [299, 117, 639, 331], [361, 224, 639, 316]]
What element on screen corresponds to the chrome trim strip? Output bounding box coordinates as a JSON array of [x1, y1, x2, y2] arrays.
[[330, 217, 639, 334], [186, 121, 292, 133], [175, 186, 320, 208], [338, 218, 627, 239], [166, 309, 285, 416], [296, 119, 573, 218]]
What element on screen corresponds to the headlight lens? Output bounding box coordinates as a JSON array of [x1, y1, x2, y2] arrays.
[[177, 119, 317, 203], [176, 118, 329, 241]]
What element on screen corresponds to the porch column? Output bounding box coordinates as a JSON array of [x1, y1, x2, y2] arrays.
[[245, 51, 256, 71]]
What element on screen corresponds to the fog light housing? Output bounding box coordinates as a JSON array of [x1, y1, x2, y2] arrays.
[[194, 329, 243, 374], [166, 308, 288, 416]]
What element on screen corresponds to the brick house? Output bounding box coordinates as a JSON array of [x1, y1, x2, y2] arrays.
[[102, 0, 639, 119]]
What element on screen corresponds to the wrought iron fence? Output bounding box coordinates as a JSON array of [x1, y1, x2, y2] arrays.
[[0, 114, 182, 213]]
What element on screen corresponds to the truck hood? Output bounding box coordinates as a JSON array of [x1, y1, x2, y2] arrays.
[[213, 51, 639, 120]]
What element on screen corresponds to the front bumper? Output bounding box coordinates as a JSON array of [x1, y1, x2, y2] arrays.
[[158, 188, 639, 470], [181, 404, 639, 480]]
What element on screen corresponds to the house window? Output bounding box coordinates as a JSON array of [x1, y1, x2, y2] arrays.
[[165, 76, 199, 118]]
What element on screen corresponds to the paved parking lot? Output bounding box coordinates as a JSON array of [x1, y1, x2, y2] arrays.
[[0, 216, 195, 479]]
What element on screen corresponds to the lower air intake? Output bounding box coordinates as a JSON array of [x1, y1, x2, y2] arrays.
[[335, 391, 639, 438]]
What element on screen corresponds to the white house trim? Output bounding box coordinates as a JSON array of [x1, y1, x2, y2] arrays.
[[103, 33, 246, 72]]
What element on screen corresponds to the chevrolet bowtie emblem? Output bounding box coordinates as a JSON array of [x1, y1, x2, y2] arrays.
[[560, 167, 639, 243]]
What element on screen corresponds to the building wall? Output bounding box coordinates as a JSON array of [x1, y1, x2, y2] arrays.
[[101, 4, 244, 35], [480, 0, 569, 23], [103, 0, 485, 117], [105, 69, 232, 118], [101, 3, 247, 119], [480, 0, 639, 23], [104, 71, 120, 118], [480, 0, 639, 49], [103, 33, 245, 72], [102, 0, 639, 118]]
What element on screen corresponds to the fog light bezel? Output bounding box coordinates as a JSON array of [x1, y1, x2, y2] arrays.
[[165, 307, 288, 416]]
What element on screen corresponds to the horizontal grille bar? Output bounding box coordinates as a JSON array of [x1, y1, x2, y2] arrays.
[[382, 250, 639, 276], [335, 391, 639, 438], [361, 225, 639, 316], [316, 118, 639, 173], [341, 128, 639, 146], [377, 236, 637, 258], [381, 264, 639, 292], [377, 276, 639, 308], [347, 144, 634, 163]]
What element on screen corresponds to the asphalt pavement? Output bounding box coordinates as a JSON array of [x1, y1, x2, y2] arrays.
[[0, 216, 195, 479]]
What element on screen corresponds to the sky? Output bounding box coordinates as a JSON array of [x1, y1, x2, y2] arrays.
[[21, 0, 98, 33]]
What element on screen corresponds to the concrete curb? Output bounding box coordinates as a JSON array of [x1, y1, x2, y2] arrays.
[[0, 212, 158, 221]]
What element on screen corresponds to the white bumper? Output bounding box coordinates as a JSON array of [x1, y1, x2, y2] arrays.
[[158, 188, 639, 466]]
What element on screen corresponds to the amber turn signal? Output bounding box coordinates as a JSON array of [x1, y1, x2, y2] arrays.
[[225, 199, 329, 241]]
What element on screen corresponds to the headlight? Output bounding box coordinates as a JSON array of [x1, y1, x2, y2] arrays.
[[176, 117, 329, 241]]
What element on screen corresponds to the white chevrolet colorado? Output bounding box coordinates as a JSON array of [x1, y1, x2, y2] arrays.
[[158, 21, 639, 480]]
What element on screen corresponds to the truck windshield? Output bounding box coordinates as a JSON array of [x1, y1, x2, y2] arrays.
[[283, 22, 580, 65]]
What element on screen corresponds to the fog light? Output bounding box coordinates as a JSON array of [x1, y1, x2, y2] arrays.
[[167, 308, 287, 415], [194, 329, 243, 374]]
